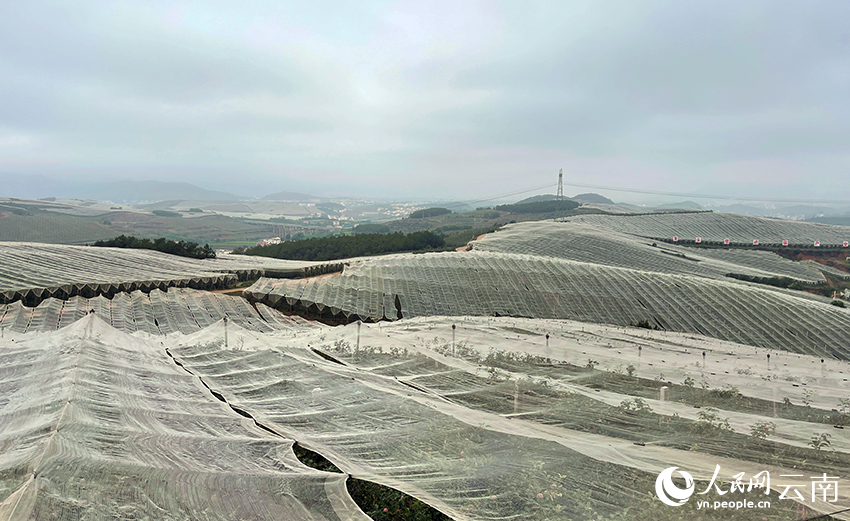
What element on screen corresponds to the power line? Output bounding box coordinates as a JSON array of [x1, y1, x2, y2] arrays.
[[441, 183, 556, 210], [560, 181, 850, 205]]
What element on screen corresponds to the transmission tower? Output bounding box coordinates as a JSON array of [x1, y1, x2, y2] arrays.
[[557, 168, 564, 199]]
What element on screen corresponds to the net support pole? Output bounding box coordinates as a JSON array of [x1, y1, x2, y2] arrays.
[[452, 324, 456, 357], [773, 386, 778, 418], [357, 321, 361, 352], [224, 316, 228, 348]]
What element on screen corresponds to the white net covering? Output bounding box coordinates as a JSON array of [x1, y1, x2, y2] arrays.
[[5, 314, 849, 520], [0, 316, 366, 521], [474, 221, 839, 283], [0, 288, 312, 335], [0, 242, 316, 305], [560, 212, 850, 246], [244, 252, 850, 358]]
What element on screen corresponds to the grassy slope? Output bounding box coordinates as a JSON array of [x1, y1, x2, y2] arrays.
[[0, 209, 276, 246]]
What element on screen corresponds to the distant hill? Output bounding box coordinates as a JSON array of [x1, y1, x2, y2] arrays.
[[81, 181, 242, 203], [516, 193, 614, 205], [570, 193, 615, 204], [659, 200, 702, 209], [516, 194, 559, 204], [0, 174, 242, 203], [713, 204, 840, 219], [806, 216, 850, 227], [261, 191, 326, 202]]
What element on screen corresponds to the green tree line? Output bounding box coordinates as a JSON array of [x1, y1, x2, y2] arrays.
[[494, 199, 579, 214], [409, 207, 451, 218], [240, 231, 445, 261], [93, 235, 216, 259]]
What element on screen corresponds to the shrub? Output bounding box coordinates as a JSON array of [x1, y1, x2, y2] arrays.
[[810, 432, 832, 451], [152, 210, 182, 217], [709, 385, 741, 399], [619, 397, 653, 414], [691, 408, 733, 434], [749, 421, 776, 440]]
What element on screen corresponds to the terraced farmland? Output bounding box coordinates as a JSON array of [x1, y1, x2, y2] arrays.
[[562, 211, 850, 246], [0, 242, 316, 305], [474, 221, 838, 283], [244, 251, 850, 358]]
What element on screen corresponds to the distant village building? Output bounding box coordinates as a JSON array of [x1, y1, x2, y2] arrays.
[[256, 236, 282, 247]]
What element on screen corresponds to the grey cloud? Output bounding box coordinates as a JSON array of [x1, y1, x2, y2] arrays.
[[1, 1, 849, 199]]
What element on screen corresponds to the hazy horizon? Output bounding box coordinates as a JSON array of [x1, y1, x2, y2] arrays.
[[2, 1, 849, 202]]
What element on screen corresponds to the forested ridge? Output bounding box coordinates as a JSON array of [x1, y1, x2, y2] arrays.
[[93, 235, 216, 259], [240, 231, 446, 261]]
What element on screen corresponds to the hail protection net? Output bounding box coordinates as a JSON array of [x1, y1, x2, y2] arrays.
[[244, 251, 850, 359], [5, 314, 850, 519], [559, 212, 850, 246], [473, 221, 837, 283], [0, 288, 308, 335], [0, 242, 316, 305], [0, 316, 367, 521]]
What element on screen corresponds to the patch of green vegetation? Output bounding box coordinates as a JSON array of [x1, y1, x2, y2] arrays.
[[152, 210, 182, 217], [354, 223, 392, 234], [409, 207, 452, 219], [470, 210, 500, 219], [291, 442, 450, 520], [268, 216, 307, 224], [443, 225, 502, 249], [629, 319, 662, 330], [495, 199, 579, 214], [93, 235, 216, 259], [0, 203, 33, 216], [580, 370, 850, 427], [316, 202, 344, 213], [240, 230, 446, 261], [725, 273, 807, 290]]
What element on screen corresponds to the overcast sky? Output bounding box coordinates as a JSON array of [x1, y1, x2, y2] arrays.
[[1, 1, 849, 201]]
